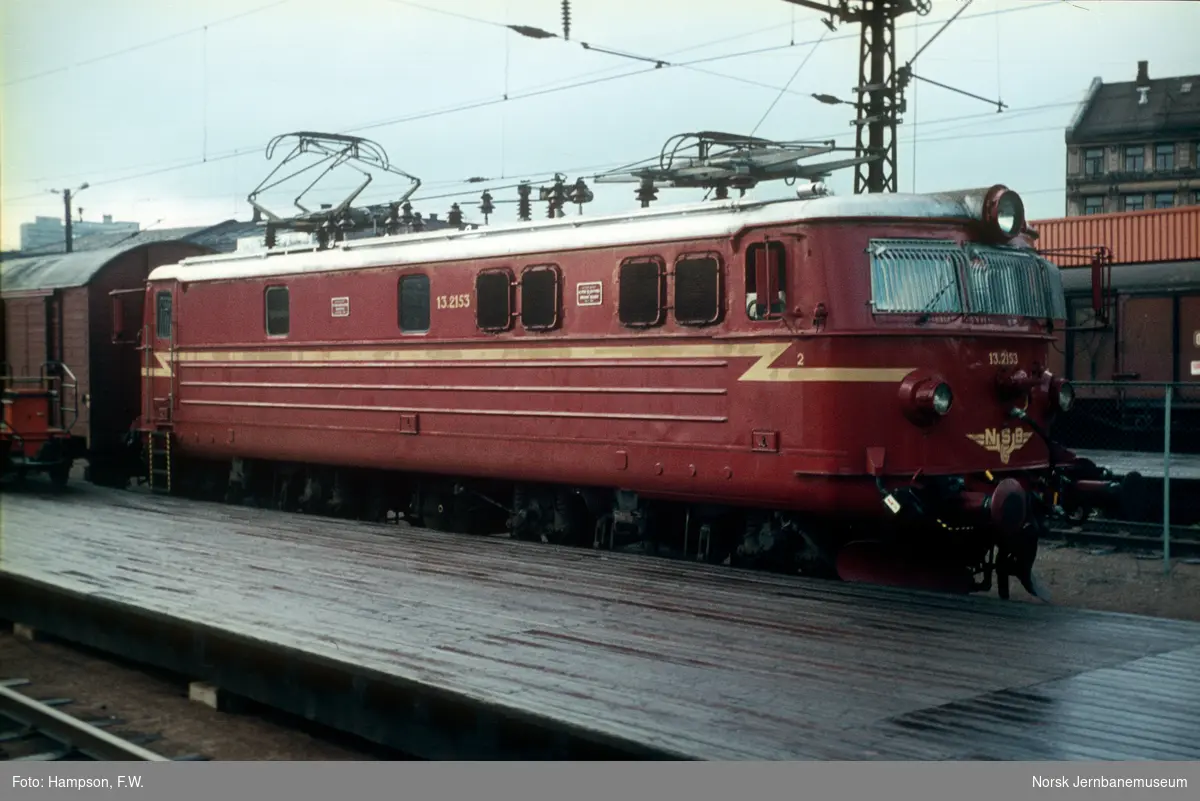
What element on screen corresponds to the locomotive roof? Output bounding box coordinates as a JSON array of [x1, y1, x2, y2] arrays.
[[147, 189, 1009, 284]]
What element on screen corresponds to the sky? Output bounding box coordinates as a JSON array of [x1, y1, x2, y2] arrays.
[[2, 0, 1198, 250]]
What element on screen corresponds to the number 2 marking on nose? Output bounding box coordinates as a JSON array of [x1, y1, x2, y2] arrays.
[[796, 353, 805, 366]]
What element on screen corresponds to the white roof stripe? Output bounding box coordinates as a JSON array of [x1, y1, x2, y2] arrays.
[[148, 190, 991, 284]]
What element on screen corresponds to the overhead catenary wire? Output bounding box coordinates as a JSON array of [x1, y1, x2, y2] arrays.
[[0, 100, 1084, 209], [2, 0, 293, 87], [1, 16, 809, 196], [749, 30, 829, 136], [1, 0, 1062, 201]]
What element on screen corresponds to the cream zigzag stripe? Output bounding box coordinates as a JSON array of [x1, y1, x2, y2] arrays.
[[142, 342, 914, 383]]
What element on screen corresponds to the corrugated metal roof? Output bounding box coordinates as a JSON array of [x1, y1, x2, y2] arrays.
[[1031, 206, 1200, 266], [0, 241, 190, 295]]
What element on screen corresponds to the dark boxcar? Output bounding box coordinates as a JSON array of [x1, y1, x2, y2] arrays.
[[1, 241, 211, 482]]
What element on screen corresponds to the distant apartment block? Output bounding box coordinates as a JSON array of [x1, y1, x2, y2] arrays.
[[19, 213, 140, 252], [1064, 60, 1200, 216]]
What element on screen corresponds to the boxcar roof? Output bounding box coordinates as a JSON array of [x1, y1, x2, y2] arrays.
[[1, 241, 185, 295], [147, 189, 1010, 284]]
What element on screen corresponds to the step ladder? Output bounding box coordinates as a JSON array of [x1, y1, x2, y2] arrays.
[[147, 429, 172, 494]]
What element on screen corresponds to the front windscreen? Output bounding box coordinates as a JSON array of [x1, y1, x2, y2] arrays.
[[868, 237, 1067, 321]]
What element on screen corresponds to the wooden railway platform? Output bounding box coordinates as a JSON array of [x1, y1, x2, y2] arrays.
[[1, 482, 1199, 761]]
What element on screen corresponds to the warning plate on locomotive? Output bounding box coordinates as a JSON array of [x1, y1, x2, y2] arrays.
[[1192, 360, 1200, 377], [331, 297, 350, 317], [576, 282, 603, 307]]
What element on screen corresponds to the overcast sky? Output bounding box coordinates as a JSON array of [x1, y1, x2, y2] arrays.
[[2, 0, 1197, 250]]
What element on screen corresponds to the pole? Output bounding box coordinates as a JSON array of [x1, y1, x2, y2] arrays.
[[63, 189, 73, 253], [1163, 384, 1172, 573]]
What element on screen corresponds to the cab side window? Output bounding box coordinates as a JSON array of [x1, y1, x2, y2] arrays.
[[745, 241, 787, 321], [155, 291, 172, 340]]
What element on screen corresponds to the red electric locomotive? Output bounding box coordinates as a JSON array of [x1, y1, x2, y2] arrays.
[[126, 183, 1137, 599]]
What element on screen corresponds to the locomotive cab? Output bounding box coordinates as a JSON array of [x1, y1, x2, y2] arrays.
[[828, 185, 1141, 597]]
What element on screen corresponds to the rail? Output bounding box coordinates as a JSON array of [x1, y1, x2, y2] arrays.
[[0, 681, 170, 761]]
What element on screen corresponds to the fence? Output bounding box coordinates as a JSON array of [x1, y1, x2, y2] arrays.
[[1052, 381, 1197, 571]]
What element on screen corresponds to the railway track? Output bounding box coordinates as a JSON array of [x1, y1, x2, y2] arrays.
[[0, 678, 203, 761], [1046, 519, 1200, 560]]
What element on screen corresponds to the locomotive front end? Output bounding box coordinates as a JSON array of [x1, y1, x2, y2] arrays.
[[837, 185, 1143, 598]]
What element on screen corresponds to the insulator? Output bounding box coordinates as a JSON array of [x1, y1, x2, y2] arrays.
[[517, 183, 532, 221], [400, 201, 414, 226], [635, 178, 657, 208], [479, 190, 495, 223], [569, 178, 593, 207], [562, 0, 571, 40], [546, 176, 568, 218], [448, 202, 463, 227], [412, 211, 424, 232]]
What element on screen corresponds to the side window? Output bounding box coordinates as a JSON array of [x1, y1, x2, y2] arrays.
[[398, 273, 430, 333], [155, 290, 172, 340], [476, 268, 514, 332], [745, 241, 787, 321], [673, 254, 723, 326], [265, 286, 289, 337], [520, 265, 561, 330], [618, 257, 665, 327]]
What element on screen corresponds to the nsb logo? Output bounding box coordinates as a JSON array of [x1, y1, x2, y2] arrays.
[[966, 427, 1033, 465]]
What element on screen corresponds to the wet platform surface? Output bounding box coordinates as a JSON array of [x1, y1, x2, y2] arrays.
[[1074, 449, 1200, 480], [2, 483, 1200, 760]]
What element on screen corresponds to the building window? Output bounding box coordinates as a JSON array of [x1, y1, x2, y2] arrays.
[[265, 286, 289, 336], [1155, 143, 1175, 171], [1083, 148, 1104, 176], [1083, 196, 1104, 215], [519, 265, 561, 331], [1122, 194, 1145, 212], [1194, 190, 1200, 206], [155, 291, 172, 340], [618, 257, 666, 327], [476, 268, 514, 332], [1154, 191, 1175, 209], [745, 241, 787, 320], [1123, 145, 1144, 173], [398, 274, 430, 333]]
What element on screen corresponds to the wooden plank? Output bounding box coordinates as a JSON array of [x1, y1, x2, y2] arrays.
[[2, 484, 1200, 760]]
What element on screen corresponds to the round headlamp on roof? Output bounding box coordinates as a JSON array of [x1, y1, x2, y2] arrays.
[[981, 184, 1026, 240]]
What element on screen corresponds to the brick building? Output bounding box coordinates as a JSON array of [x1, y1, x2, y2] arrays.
[[1064, 60, 1200, 217]]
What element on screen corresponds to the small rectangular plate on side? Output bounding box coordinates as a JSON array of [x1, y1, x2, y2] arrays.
[[751, 430, 779, 453]]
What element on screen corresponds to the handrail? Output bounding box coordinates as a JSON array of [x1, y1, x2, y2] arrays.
[[1, 362, 80, 433], [45, 360, 80, 431]]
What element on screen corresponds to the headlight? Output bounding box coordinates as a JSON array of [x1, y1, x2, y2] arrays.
[[1055, 379, 1075, 412], [932, 383, 953, 415], [982, 184, 1026, 240], [996, 191, 1023, 236]]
